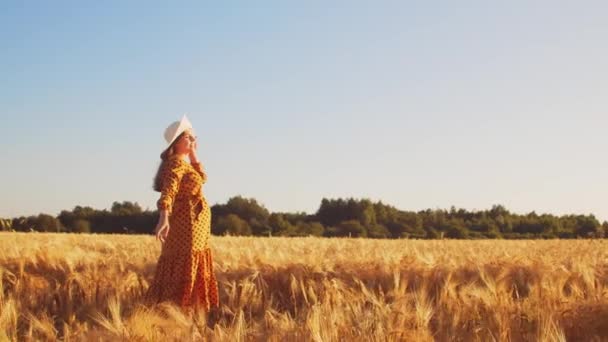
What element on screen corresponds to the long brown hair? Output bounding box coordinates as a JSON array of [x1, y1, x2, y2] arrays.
[[153, 132, 185, 192]]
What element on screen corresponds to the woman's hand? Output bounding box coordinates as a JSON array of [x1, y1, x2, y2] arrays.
[[188, 139, 199, 164], [155, 211, 170, 243]]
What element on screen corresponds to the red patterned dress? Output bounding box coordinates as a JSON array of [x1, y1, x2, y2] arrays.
[[146, 155, 219, 309]]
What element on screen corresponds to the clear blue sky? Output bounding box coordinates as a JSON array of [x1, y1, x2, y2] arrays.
[[1, 1, 607, 221]]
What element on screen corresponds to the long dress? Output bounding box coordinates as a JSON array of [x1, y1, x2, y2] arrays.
[[145, 155, 219, 309]]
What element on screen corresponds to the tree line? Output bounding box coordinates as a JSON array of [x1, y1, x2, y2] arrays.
[[1, 197, 606, 239]]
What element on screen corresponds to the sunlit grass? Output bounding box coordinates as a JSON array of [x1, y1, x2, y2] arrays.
[[1, 232, 607, 341]]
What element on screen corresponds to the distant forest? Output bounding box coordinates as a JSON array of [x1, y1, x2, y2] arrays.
[[1, 197, 606, 239]]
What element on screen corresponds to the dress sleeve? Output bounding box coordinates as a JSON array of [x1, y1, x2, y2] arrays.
[[156, 157, 186, 214], [191, 161, 208, 184]]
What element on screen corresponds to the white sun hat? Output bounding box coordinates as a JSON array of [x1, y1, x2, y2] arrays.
[[164, 114, 194, 147]]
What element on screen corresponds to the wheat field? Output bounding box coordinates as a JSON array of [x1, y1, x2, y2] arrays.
[[1, 232, 607, 341]]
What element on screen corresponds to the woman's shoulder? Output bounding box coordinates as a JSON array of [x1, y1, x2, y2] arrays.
[[167, 154, 186, 162], [165, 155, 188, 169]]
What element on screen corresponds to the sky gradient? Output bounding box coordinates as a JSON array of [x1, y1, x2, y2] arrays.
[[1, 1, 607, 221]]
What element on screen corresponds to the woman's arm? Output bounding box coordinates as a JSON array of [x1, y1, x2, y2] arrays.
[[155, 209, 170, 242], [188, 140, 207, 183], [190, 160, 208, 183], [156, 157, 186, 214]]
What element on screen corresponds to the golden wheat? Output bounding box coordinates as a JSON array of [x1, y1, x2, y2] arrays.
[[1, 232, 607, 341]]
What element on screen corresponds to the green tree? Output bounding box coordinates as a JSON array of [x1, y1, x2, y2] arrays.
[[247, 218, 270, 236], [58, 210, 76, 230], [316, 198, 359, 227], [328, 220, 367, 237], [425, 227, 442, 239], [489, 204, 509, 219], [367, 224, 390, 238], [295, 221, 325, 236], [215, 214, 251, 236], [32, 214, 63, 232], [268, 213, 296, 236], [111, 201, 143, 216], [72, 219, 91, 233], [397, 212, 425, 238], [224, 196, 270, 222], [357, 199, 377, 227], [445, 218, 469, 239], [72, 206, 97, 218], [574, 215, 602, 237]]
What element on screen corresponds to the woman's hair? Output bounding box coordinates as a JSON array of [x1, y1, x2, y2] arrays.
[[153, 132, 185, 192]]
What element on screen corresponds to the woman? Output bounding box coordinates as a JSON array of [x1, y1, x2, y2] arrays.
[[145, 115, 219, 311]]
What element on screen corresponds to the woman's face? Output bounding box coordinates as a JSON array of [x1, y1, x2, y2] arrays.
[[174, 129, 196, 154]]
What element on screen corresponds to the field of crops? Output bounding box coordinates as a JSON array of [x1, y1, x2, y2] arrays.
[[1, 232, 607, 341]]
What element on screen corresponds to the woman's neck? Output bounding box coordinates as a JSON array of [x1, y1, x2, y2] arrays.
[[168, 152, 188, 161]]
